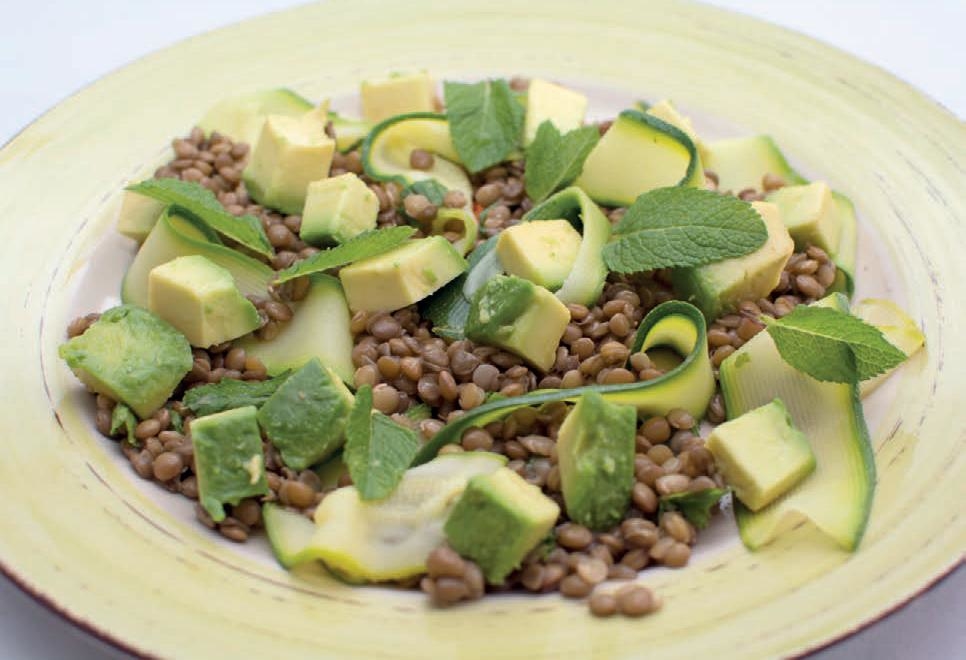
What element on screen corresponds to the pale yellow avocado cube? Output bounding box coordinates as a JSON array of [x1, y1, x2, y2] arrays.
[[339, 236, 467, 312], [671, 201, 794, 320], [360, 72, 436, 124], [524, 79, 588, 145], [243, 105, 335, 215], [148, 255, 261, 347], [300, 173, 379, 246], [766, 181, 842, 254], [645, 99, 710, 163], [706, 398, 815, 512], [117, 191, 165, 243], [496, 220, 582, 290]]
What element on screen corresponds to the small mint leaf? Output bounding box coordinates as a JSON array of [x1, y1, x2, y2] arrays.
[[658, 487, 728, 529], [602, 187, 768, 273], [444, 79, 524, 173], [764, 306, 907, 383], [127, 178, 272, 257], [524, 121, 599, 203], [273, 226, 415, 284]]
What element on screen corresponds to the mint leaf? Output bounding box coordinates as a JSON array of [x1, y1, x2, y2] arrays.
[[420, 235, 500, 339], [659, 487, 727, 529], [344, 385, 420, 501], [182, 374, 291, 417], [524, 121, 599, 203], [273, 226, 415, 284], [444, 79, 524, 173], [403, 403, 432, 422], [127, 178, 272, 257], [764, 306, 907, 383], [403, 180, 447, 205], [602, 187, 768, 273], [109, 403, 139, 445]]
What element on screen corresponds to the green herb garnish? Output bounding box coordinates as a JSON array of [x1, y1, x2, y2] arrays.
[[602, 187, 768, 273], [402, 403, 432, 422], [524, 121, 599, 203], [273, 226, 415, 284], [109, 403, 139, 446], [127, 179, 272, 257], [344, 385, 420, 501], [659, 487, 728, 529], [763, 306, 906, 383], [402, 180, 447, 205], [444, 79, 524, 173], [182, 373, 291, 417]]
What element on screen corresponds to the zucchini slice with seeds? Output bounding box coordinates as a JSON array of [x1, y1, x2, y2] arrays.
[[413, 300, 715, 465], [121, 208, 274, 307], [719, 293, 875, 551], [361, 112, 473, 212], [523, 186, 610, 306]]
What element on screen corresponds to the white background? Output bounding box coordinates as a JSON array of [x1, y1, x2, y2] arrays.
[[0, 1, 962, 658]]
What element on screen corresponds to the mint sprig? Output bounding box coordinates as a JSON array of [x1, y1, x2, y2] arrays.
[[182, 373, 291, 417], [764, 306, 907, 383], [127, 178, 272, 257], [658, 487, 728, 529], [343, 385, 420, 501], [524, 121, 599, 203], [403, 180, 447, 205], [273, 226, 415, 284], [602, 187, 768, 273], [109, 403, 139, 446], [444, 79, 524, 173]]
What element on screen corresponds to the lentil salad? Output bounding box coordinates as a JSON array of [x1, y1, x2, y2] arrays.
[[59, 74, 921, 619]]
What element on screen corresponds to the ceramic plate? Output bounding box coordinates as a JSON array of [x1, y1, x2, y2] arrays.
[[1, 0, 963, 657]]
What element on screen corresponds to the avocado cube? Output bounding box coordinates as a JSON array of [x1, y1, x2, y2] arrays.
[[495, 219, 582, 290], [339, 236, 466, 313], [556, 391, 637, 531], [147, 255, 261, 348], [300, 173, 379, 246], [256, 358, 354, 470], [116, 190, 165, 243], [706, 398, 815, 512], [465, 275, 570, 372], [360, 71, 436, 124], [192, 406, 269, 522], [671, 201, 794, 320], [444, 468, 560, 584], [524, 79, 588, 145], [59, 305, 191, 419], [766, 181, 842, 254], [243, 106, 335, 215]]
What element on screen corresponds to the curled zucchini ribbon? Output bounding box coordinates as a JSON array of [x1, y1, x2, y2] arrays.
[[413, 300, 715, 465]]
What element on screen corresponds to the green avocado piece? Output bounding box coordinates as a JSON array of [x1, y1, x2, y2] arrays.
[[116, 191, 165, 243], [198, 88, 314, 146], [192, 406, 269, 522], [706, 398, 815, 512], [495, 219, 582, 290], [704, 135, 807, 194], [243, 105, 335, 215], [465, 275, 570, 372], [59, 305, 191, 419], [339, 236, 467, 313], [765, 181, 843, 254], [443, 467, 560, 584], [556, 390, 637, 531], [300, 172, 379, 246], [147, 255, 261, 348], [671, 201, 794, 321], [256, 358, 354, 470]]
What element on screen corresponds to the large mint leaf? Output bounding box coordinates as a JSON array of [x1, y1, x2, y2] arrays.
[[182, 374, 291, 417], [602, 187, 768, 273], [343, 385, 420, 501], [127, 178, 272, 257], [273, 226, 415, 284], [524, 121, 599, 203], [764, 305, 907, 383], [444, 79, 524, 173]]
